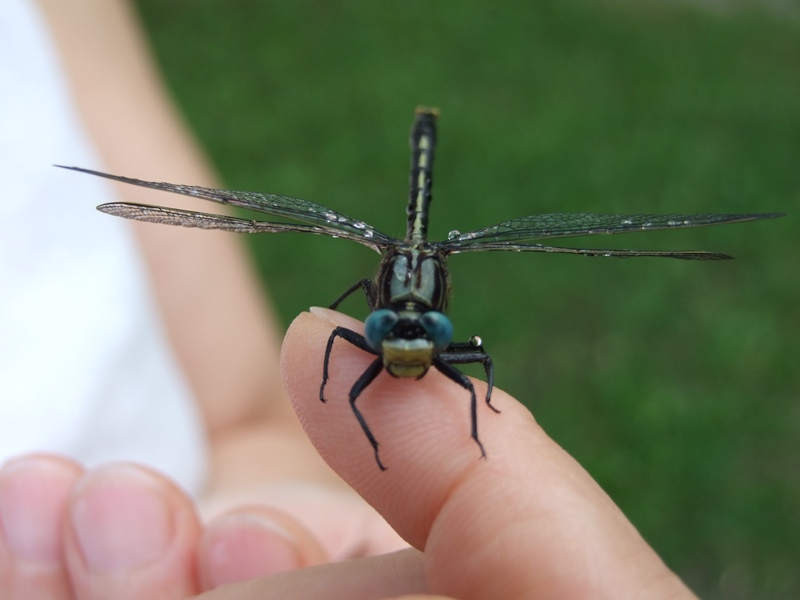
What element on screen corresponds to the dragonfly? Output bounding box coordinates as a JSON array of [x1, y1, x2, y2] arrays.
[[57, 107, 784, 470]]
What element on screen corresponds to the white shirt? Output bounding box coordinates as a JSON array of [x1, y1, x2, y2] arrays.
[[0, 0, 207, 495]]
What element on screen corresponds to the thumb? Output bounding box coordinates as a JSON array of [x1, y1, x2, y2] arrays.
[[282, 310, 695, 599]]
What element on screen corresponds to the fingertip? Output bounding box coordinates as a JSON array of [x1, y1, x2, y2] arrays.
[[68, 466, 176, 572], [281, 309, 364, 378], [308, 306, 364, 330], [64, 463, 201, 597], [198, 506, 327, 590], [0, 455, 82, 563], [281, 310, 345, 391]]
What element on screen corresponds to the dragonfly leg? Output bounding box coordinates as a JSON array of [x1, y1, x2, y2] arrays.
[[348, 357, 388, 470], [320, 326, 376, 403], [319, 327, 387, 470], [438, 341, 498, 413], [329, 279, 376, 310], [431, 357, 487, 461]]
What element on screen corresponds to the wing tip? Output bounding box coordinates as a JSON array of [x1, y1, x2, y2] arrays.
[[96, 202, 123, 215]]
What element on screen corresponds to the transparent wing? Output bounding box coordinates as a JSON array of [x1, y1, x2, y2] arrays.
[[58, 165, 397, 249], [97, 203, 388, 253], [440, 242, 735, 260], [439, 212, 784, 259]]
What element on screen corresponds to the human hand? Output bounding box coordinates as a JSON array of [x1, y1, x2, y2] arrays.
[[0, 447, 405, 600], [194, 309, 697, 599], [0, 309, 698, 600]]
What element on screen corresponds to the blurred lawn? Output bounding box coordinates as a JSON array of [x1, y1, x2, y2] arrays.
[[135, 1, 798, 597]]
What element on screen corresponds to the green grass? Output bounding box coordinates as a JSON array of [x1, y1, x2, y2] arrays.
[[135, 1, 799, 597]]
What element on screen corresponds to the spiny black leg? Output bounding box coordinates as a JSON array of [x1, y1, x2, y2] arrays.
[[320, 326, 376, 403], [329, 279, 376, 310], [481, 356, 497, 413], [431, 357, 487, 460], [439, 343, 499, 413], [348, 357, 388, 470], [318, 327, 387, 469], [320, 328, 339, 403]]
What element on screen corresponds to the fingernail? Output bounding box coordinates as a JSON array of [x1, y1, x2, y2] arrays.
[[70, 466, 174, 572], [0, 457, 77, 562], [202, 513, 302, 587]]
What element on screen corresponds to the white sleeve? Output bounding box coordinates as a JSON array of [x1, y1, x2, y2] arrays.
[[0, 0, 208, 497]]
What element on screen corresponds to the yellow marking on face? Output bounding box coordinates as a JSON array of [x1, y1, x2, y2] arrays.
[[382, 338, 434, 378]]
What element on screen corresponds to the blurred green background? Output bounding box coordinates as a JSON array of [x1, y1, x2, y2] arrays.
[[134, 1, 798, 597]]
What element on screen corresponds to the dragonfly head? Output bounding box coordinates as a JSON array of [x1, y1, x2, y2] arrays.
[[364, 308, 453, 379]]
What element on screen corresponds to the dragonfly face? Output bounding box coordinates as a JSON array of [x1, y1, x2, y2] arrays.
[[57, 106, 784, 471], [365, 306, 454, 379], [372, 309, 440, 379]]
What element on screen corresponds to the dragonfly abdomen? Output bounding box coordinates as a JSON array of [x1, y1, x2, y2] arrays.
[[406, 107, 438, 244]]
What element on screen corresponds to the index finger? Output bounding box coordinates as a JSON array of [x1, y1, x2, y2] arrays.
[[281, 310, 695, 599]]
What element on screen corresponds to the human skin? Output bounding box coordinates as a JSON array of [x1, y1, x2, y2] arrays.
[[0, 310, 698, 599]]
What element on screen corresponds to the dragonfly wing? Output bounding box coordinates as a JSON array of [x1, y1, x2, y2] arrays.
[[59, 166, 396, 247], [97, 203, 389, 253], [438, 241, 734, 260], [441, 212, 785, 246]]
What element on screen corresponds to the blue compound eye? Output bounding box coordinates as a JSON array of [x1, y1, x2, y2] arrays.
[[419, 311, 453, 351], [364, 309, 399, 350]]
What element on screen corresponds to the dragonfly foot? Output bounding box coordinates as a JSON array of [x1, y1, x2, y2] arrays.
[[374, 449, 387, 471], [319, 382, 328, 403], [473, 436, 487, 460]]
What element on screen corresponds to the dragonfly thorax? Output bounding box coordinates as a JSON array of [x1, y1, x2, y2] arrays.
[[375, 248, 450, 312]]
